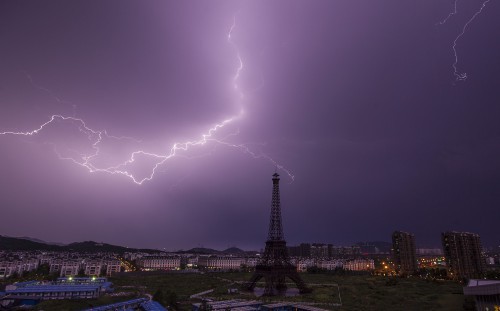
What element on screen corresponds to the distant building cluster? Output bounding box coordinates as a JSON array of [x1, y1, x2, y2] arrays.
[[293, 258, 374, 272], [1, 229, 494, 282], [122, 250, 376, 273], [0, 255, 38, 279], [287, 243, 364, 258], [124, 253, 255, 272], [0, 251, 122, 279]]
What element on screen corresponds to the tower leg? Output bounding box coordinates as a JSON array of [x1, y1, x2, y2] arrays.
[[246, 272, 263, 291]]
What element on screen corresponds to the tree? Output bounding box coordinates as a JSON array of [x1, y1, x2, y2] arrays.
[[100, 266, 107, 277], [166, 291, 178, 309], [36, 263, 50, 275], [200, 299, 212, 311], [77, 268, 86, 277], [153, 288, 164, 305], [9, 271, 19, 280]]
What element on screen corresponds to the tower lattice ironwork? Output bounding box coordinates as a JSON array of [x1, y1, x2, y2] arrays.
[[246, 173, 310, 296]]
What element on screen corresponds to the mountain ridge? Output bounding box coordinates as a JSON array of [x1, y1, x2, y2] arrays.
[[0, 235, 158, 254], [0, 236, 254, 254]]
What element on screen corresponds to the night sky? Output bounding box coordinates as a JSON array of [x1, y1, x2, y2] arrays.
[[1, 1, 499, 250]]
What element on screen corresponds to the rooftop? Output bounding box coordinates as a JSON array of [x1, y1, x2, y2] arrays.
[[81, 298, 167, 311], [464, 279, 500, 296], [7, 284, 102, 293]]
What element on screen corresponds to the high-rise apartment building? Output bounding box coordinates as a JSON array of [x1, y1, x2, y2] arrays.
[[392, 231, 417, 275], [442, 231, 484, 279]]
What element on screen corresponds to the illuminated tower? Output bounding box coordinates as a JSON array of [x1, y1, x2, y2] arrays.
[[247, 173, 310, 295]]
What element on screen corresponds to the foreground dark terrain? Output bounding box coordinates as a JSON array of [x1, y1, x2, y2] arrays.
[[17, 271, 470, 311]]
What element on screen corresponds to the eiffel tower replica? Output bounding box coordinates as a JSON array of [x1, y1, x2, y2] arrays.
[[246, 173, 311, 296]]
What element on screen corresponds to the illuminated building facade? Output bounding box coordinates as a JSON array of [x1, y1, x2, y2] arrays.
[[344, 259, 374, 271], [137, 255, 181, 271], [60, 261, 80, 277], [198, 256, 244, 270]]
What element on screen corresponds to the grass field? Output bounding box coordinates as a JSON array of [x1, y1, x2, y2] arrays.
[[30, 271, 470, 311]]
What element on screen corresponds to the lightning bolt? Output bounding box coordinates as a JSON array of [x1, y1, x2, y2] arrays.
[[21, 71, 77, 116], [437, 0, 458, 25], [228, 15, 245, 102], [0, 14, 295, 184], [438, 0, 492, 81]]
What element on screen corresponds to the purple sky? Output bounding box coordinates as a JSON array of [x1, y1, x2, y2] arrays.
[[1, 0, 499, 250]]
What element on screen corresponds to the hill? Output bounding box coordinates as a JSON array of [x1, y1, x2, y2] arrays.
[[175, 247, 255, 255], [0, 235, 157, 254], [0, 235, 62, 251], [180, 247, 221, 254], [16, 236, 66, 246], [222, 247, 245, 254]]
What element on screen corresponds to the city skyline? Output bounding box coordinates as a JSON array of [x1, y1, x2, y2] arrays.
[[1, 1, 499, 250]]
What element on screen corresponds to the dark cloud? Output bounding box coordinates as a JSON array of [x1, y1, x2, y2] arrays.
[[1, 0, 499, 249]]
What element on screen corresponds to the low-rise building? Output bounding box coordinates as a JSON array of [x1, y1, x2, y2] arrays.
[[292, 258, 315, 272], [344, 259, 374, 271], [198, 256, 244, 270], [2, 279, 109, 305], [59, 261, 80, 277], [84, 260, 103, 276], [103, 259, 121, 276], [317, 259, 343, 270], [0, 259, 39, 279], [49, 259, 63, 274], [137, 255, 181, 271]]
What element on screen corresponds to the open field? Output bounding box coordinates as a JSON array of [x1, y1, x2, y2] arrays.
[[30, 272, 470, 311]]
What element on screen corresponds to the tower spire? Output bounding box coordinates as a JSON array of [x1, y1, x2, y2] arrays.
[[268, 172, 284, 241]]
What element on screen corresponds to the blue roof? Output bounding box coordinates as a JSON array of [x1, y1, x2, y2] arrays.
[[7, 285, 101, 293], [102, 282, 113, 288], [58, 277, 107, 282], [14, 281, 38, 287], [141, 301, 167, 311]]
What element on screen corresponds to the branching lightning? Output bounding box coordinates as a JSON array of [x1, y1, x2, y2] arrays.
[[228, 15, 245, 101], [437, 0, 458, 25], [438, 0, 492, 81], [0, 14, 295, 184]]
